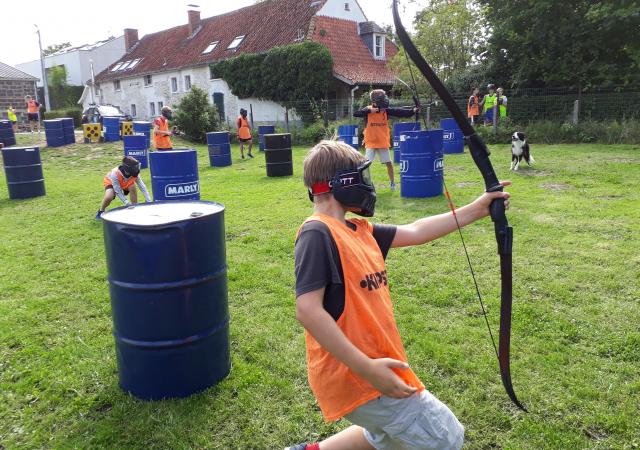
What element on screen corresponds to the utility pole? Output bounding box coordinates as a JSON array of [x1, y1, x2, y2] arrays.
[[89, 59, 96, 104], [34, 25, 51, 111]]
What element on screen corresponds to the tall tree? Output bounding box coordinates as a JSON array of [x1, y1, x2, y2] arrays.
[[479, 0, 640, 88]]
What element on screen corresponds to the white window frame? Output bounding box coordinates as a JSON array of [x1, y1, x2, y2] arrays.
[[374, 34, 385, 59], [171, 77, 178, 93], [227, 35, 245, 51], [158, 101, 164, 110], [114, 79, 121, 91], [110, 62, 124, 72], [144, 74, 153, 87], [344, 2, 350, 11], [149, 102, 156, 116], [185, 75, 192, 91], [127, 58, 142, 70], [202, 41, 220, 54]]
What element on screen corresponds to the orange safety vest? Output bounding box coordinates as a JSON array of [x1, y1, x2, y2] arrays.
[[237, 116, 251, 140], [468, 94, 480, 117], [103, 168, 137, 190], [363, 108, 390, 149], [299, 214, 424, 421], [154, 116, 172, 149], [27, 100, 39, 114]]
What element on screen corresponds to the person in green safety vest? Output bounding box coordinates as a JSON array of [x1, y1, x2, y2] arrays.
[[480, 84, 497, 125], [497, 87, 508, 118]]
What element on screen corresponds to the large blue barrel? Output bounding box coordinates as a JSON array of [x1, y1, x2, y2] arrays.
[[103, 117, 121, 142], [264, 133, 293, 177], [206, 132, 232, 167], [400, 129, 443, 198], [393, 122, 421, 163], [61, 117, 75, 145], [1, 146, 46, 199], [133, 121, 152, 148], [123, 135, 149, 169], [149, 149, 200, 201], [258, 125, 275, 152], [43, 119, 65, 147], [440, 118, 464, 154], [0, 120, 16, 147], [337, 124, 359, 150], [102, 201, 230, 400]]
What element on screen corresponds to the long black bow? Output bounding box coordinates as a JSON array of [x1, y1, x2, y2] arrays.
[[392, 0, 526, 411]]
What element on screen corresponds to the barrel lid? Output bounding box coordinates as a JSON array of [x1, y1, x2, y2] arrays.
[[102, 201, 224, 226], [1, 146, 39, 152]]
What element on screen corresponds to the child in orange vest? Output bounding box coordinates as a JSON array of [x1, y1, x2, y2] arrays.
[[287, 140, 511, 450], [154, 106, 174, 150], [468, 87, 480, 125], [354, 89, 417, 191], [96, 156, 151, 219], [236, 108, 253, 159]]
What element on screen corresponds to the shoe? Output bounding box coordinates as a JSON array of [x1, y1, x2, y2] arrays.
[[284, 445, 308, 450], [390, 181, 397, 191], [248, 153, 254, 158], [241, 155, 245, 159], [95, 210, 103, 220]]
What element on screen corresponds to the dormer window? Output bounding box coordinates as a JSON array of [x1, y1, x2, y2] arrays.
[[202, 41, 220, 54], [344, 2, 350, 11], [374, 34, 385, 59], [227, 35, 245, 51]]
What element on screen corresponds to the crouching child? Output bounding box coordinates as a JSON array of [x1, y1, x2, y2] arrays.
[[96, 156, 151, 219], [288, 140, 512, 450]]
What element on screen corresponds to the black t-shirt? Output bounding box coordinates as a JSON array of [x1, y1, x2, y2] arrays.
[[294, 220, 397, 321]]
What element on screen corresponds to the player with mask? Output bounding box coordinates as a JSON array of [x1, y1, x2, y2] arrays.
[[236, 108, 254, 159], [95, 156, 152, 219], [154, 106, 175, 150]]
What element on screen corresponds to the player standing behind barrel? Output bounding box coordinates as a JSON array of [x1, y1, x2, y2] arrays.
[[95, 156, 151, 220], [354, 90, 417, 191], [154, 106, 174, 150], [236, 108, 254, 159]]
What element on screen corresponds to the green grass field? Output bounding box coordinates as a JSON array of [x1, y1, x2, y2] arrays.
[[0, 133, 639, 449]]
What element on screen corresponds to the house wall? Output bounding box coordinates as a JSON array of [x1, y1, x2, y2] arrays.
[[0, 80, 37, 120], [316, 0, 367, 22]]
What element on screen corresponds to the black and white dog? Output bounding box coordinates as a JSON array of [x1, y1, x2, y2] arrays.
[[511, 132, 534, 171]]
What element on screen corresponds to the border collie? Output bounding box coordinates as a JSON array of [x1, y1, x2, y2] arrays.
[[511, 132, 534, 170]]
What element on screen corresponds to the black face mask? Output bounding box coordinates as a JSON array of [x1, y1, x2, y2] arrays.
[[308, 160, 377, 217], [120, 161, 141, 178], [240, 108, 247, 118], [162, 110, 172, 120], [372, 93, 390, 110]]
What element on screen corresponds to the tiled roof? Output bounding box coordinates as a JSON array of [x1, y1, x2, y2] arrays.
[[358, 21, 385, 35], [0, 62, 39, 81], [311, 16, 398, 86], [96, 0, 327, 82]]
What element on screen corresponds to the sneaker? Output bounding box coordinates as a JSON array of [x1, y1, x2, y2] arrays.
[[390, 181, 397, 191], [284, 445, 308, 450], [248, 153, 254, 158], [95, 210, 103, 220], [241, 155, 245, 160]]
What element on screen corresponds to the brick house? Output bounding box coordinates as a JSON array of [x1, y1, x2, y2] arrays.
[[0, 62, 39, 122], [92, 0, 398, 126]]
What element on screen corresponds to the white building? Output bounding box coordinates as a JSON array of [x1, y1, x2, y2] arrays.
[[17, 37, 126, 87], [92, 0, 398, 125]]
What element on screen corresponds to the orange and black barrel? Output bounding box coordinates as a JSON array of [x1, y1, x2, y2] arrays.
[[102, 201, 230, 400]]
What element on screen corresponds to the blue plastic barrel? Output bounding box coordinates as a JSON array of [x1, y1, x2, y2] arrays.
[[258, 126, 275, 152], [61, 117, 75, 145], [400, 129, 444, 198], [103, 117, 121, 142], [1, 146, 46, 199], [0, 120, 16, 147], [102, 201, 230, 400], [440, 118, 464, 154], [206, 132, 232, 167], [133, 121, 152, 148], [43, 119, 65, 147], [393, 122, 421, 163], [337, 124, 359, 150], [149, 149, 200, 201], [123, 135, 149, 169]]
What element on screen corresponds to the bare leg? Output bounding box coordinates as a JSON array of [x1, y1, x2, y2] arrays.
[[239, 142, 245, 158], [385, 162, 394, 184], [319, 425, 374, 450], [100, 189, 116, 211], [247, 140, 253, 156], [129, 185, 138, 204]]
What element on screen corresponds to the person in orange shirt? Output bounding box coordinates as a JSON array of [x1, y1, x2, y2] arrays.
[[467, 87, 480, 125], [154, 106, 174, 150], [354, 90, 417, 191], [24, 95, 41, 133], [96, 156, 151, 219], [287, 140, 512, 450], [236, 108, 253, 159]]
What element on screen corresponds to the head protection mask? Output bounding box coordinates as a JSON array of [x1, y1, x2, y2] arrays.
[[308, 160, 376, 217], [372, 92, 390, 109], [120, 158, 141, 178], [161, 108, 172, 120], [240, 108, 247, 118]]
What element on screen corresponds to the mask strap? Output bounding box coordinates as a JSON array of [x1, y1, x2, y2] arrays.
[[310, 182, 331, 196]]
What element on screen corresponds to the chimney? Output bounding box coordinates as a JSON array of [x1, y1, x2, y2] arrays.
[[124, 28, 139, 51], [188, 10, 201, 35]]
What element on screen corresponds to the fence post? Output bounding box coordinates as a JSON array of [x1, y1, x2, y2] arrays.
[[572, 100, 580, 125], [493, 102, 498, 133], [249, 104, 254, 129], [426, 106, 431, 127], [285, 106, 290, 133]]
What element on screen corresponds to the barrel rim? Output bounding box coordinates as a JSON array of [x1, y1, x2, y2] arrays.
[[102, 200, 225, 227]]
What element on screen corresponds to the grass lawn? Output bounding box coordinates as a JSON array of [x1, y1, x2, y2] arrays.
[[0, 133, 638, 449]]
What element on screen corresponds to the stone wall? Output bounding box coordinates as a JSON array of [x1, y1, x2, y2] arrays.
[[0, 80, 37, 121]]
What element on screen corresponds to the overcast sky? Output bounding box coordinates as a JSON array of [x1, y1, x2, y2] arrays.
[[2, 0, 421, 67]]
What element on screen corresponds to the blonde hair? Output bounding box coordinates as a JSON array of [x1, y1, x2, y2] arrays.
[[370, 89, 386, 101], [303, 140, 365, 188]]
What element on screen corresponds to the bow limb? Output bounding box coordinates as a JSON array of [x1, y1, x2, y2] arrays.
[[392, 0, 526, 411]]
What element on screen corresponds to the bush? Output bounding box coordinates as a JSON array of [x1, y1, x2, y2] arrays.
[[292, 122, 331, 146], [43, 108, 83, 127], [172, 86, 222, 143]]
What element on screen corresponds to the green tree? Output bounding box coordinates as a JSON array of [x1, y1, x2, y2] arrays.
[[47, 65, 82, 109], [172, 86, 221, 143], [43, 42, 71, 56], [479, 0, 640, 88]]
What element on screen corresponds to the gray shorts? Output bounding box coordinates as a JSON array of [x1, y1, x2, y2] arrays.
[[366, 148, 392, 164], [344, 390, 464, 450]]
